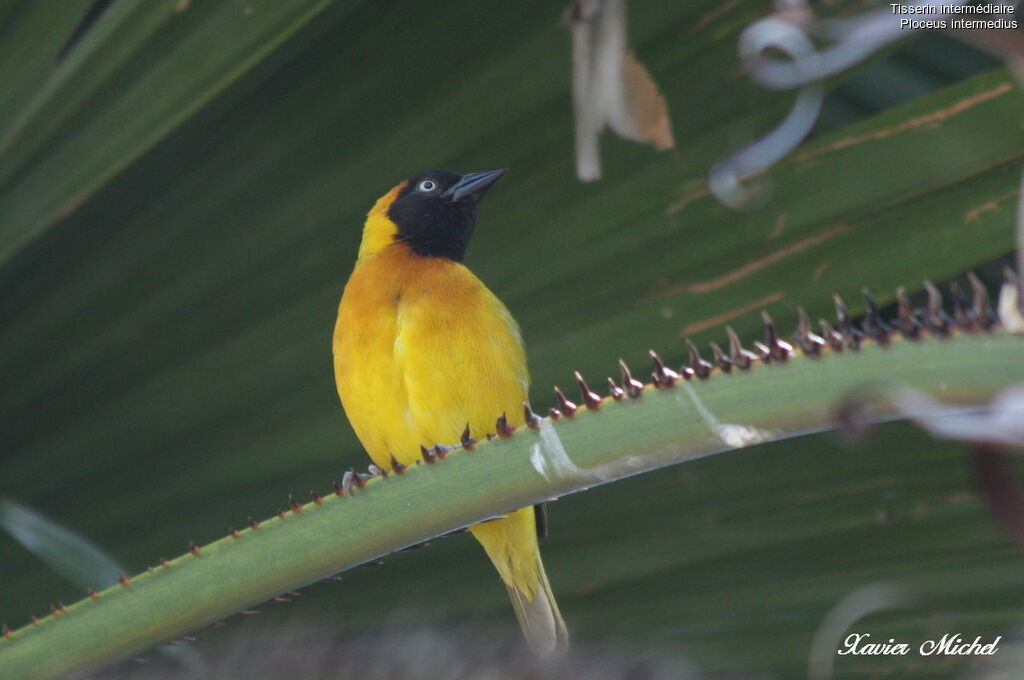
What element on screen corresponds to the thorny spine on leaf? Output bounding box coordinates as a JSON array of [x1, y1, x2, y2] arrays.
[[726, 326, 757, 369], [685, 340, 713, 379], [649, 350, 681, 387], [524, 403, 543, 428], [460, 424, 477, 449], [618, 359, 644, 398], [967, 272, 995, 330], [859, 290, 891, 345], [832, 294, 863, 349], [924, 280, 953, 335], [553, 386, 578, 416], [574, 371, 602, 409], [496, 412, 516, 438], [710, 342, 734, 371], [607, 377, 625, 400], [793, 307, 825, 355], [895, 288, 923, 339]]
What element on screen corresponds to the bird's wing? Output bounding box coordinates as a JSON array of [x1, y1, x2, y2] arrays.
[[392, 266, 529, 459]]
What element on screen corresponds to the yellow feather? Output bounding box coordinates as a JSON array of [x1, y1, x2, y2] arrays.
[[333, 183, 567, 655]]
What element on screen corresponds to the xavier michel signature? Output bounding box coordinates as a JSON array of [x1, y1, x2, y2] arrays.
[[839, 633, 1001, 657]]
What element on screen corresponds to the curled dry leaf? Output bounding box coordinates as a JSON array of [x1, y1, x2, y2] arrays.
[[566, 0, 675, 181]]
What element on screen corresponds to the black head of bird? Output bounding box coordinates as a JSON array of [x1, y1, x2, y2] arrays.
[[386, 168, 507, 261]]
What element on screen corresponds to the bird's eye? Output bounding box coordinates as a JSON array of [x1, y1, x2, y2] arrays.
[[416, 179, 438, 193]]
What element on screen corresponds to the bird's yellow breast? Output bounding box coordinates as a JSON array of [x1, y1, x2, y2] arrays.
[[333, 243, 528, 468]]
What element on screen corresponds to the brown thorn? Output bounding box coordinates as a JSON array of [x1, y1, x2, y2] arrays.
[[248, 517, 260, 530], [685, 340, 713, 378], [460, 424, 477, 449], [967, 272, 996, 330], [351, 467, 367, 488], [725, 326, 757, 369], [818, 319, 845, 351], [859, 289, 891, 344], [553, 386, 578, 415], [118, 571, 130, 586], [276, 509, 286, 520], [649, 349, 680, 387], [273, 596, 291, 603], [709, 342, 733, 371], [607, 377, 624, 400], [923, 280, 952, 335], [160, 558, 171, 567], [332, 480, 344, 495], [420, 445, 437, 464], [399, 541, 430, 551], [758, 312, 776, 362], [523, 403, 543, 428], [2, 623, 11, 638], [389, 454, 408, 474], [950, 280, 979, 331], [832, 294, 862, 349], [289, 495, 302, 513], [751, 340, 772, 360], [548, 407, 562, 420], [189, 541, 201, 557], [229, 527, 240, 539], [761, 310, 794, 360], [793, 307, 825, 355], [496, 412, 516, 438], [357, 560, 384, 568], [239, 610, 260, 616], [88, 589, 98, 600], [894, 288, 923, 339], [310, 490, 323, 505], [31, 616, 40, 625], [574, 371, 602, 409], [431, 444, 448, 459], [618, 359, 644, 397]]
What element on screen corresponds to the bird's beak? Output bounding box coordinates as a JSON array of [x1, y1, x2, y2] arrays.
[[442, 168, 508, 202]]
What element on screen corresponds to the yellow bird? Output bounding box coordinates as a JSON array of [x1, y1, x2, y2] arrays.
[[333, 168, 569, 655]]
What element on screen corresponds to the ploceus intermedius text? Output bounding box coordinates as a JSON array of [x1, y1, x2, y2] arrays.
[[333, 168, 569, 655]]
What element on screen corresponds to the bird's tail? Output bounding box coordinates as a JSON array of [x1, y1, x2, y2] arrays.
[[468, 505, 569, 657]]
